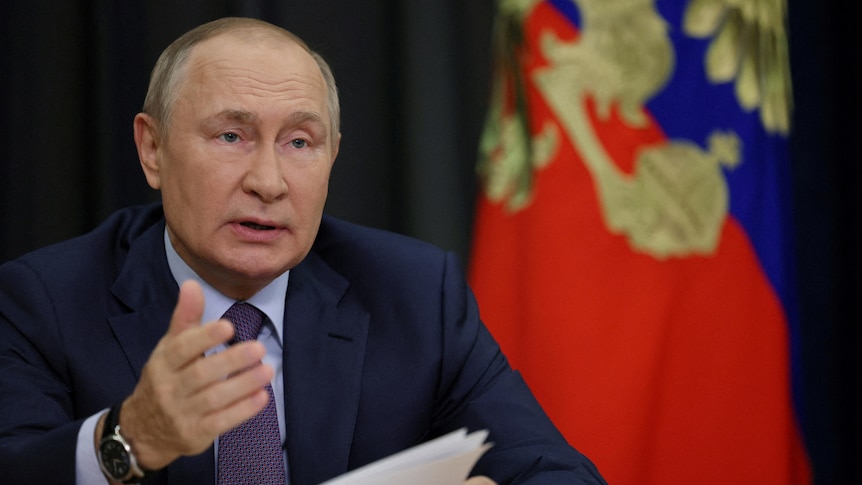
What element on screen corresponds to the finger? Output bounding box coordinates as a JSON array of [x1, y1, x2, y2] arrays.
[[191, 360, 274, 414], [161, 317, 237, 369], [167, 280, 205, 337], [198, 381, 272, 435], [203, 388, 270, 434], [179, 341, 267, 391], [158, 280, 236, 370]]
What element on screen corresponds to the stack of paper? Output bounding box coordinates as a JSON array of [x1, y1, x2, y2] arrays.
[[319, 428, 492, 485]]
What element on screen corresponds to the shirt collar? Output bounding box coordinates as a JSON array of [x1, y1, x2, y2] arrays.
[[163, 229, 288, 341]]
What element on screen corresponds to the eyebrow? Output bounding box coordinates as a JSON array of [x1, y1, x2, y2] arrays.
[[200, 109, 329, 137], [220, 109, 257, 123], [201, 109, 257, 131], [288, 111, 326, 130]]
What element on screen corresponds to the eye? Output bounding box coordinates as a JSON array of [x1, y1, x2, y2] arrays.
[[290, 138, 308, 149], [219, 132, 240, 143]]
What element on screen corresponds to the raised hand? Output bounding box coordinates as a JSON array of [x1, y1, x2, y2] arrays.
[[97, 280, 274, 471]]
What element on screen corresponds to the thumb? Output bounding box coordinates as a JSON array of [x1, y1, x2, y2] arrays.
[[168, 280, 205, 336]]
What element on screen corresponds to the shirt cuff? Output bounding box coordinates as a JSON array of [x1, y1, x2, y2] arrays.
[[76, 409, 110, 485]]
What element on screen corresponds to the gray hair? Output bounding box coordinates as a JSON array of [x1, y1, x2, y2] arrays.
[[142, 17, 340, 145]]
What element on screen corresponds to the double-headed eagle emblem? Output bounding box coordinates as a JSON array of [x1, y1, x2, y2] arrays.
[[478, 0, 791, 259]]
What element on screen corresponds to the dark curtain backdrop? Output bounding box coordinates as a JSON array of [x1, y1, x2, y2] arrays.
[[0, 1, 858, 483]]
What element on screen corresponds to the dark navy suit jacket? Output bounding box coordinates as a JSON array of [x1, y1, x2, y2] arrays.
[[0, 204, 605, 484]]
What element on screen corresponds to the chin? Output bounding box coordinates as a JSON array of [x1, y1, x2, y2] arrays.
[[217, 242, 307, 281], [232, 261, 291, 281]]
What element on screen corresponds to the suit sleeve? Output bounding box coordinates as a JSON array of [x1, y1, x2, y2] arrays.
[[432, 252, 607, 485], [0, 259, 83, 484]]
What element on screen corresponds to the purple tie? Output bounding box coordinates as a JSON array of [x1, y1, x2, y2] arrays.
[[217, 302, 286, 485]]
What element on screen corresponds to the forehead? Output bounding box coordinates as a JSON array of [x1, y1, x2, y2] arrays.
[[178, 31, 327, 117]]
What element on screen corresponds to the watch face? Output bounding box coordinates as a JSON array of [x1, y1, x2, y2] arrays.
[[100, 439, 131, 478]]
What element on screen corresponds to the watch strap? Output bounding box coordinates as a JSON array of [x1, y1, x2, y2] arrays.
[[100, 403, 154, 483], [102, 403, 121, 440]]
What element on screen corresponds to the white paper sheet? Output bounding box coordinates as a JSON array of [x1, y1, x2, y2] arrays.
[[319, 428, 492, 485]]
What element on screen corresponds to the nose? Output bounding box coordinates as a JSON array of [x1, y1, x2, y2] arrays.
[[243, 145, 288, 202]]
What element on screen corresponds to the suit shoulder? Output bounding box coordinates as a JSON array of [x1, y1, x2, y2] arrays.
[[2, 203, 164, 281], [313, 215, 450, 271]]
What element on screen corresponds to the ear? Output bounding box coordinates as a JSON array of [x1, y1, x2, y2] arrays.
[[330, 131, 341, 165], [134, 113, 162, 190]]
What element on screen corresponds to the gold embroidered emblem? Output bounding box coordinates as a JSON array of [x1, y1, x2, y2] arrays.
[[683, 0, 793, 134], [478, 0, 791, 259], [478, 0, 553, 212]]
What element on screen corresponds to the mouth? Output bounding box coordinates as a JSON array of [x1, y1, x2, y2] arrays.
[[240, 221, 277, 231]]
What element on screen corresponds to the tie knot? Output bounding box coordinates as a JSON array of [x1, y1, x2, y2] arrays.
[[222, 302, 265, 344]]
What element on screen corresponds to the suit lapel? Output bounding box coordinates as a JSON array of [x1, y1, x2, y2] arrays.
[[282, 250, 369, 485], [108, 218, 177, 378], [107, 218, 216, 485]]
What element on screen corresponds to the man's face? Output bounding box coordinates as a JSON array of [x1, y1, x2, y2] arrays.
[[136, 33, 339, 299]]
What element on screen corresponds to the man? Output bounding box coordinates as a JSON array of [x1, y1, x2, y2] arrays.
[[0, 17, 605, 485]]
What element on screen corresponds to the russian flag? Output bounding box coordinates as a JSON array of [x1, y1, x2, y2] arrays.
[[469, 1, 811, 483]]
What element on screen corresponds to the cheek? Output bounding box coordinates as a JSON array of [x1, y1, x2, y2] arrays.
[[304, 171, 332, 210], [288, 162, 332, 203], [169, 147, 237, 196], [161, 167, 230, 227]]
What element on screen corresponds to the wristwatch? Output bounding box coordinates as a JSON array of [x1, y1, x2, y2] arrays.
[[98, 404, 152, 483]]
